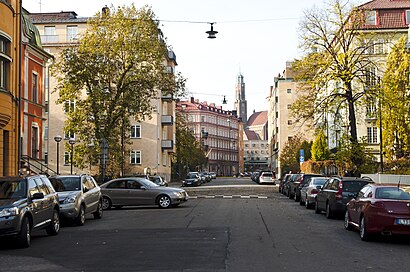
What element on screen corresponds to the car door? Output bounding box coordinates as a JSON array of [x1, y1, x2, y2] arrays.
[[34, 177, 54, 221], [317, 178, 332, 210], [82, 176, 100, 213], [104, 180, 127, 205], [27, 178, 46, 228], [350, 186, 372, 224], [125, 179, 156, 205]]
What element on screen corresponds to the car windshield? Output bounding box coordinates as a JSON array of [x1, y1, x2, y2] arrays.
[[186, 174, 197, 179], [342, 181, 370, 192], [50, 177, 81, 192], [375, 187, 410, 200], [262, 173, 273, 177], [312, 179, 327, 186], [0, 180, 27, 199], [138, 178, 159, 188]]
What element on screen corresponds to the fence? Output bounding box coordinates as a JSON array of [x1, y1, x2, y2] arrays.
[[361, 173, 410, 185]]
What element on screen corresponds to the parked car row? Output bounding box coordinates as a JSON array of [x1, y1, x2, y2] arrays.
[[280, 174, 410, 241], [250, 171, 276, 185], [0, 174, 188, 248], [182, 171, 214, 187]]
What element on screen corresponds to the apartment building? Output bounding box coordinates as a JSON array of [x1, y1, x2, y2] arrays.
[[267, 62, 314, 177], [244, 111, 269, 172], [177, 97, 242, 176], [0, 0, 21, 176], [29, 10, 177, 181]]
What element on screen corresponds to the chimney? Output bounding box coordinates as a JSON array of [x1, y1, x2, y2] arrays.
[[190, 97, 194, 103], [102, 5, 110, 18]]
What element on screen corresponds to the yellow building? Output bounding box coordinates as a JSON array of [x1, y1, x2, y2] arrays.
[[0, 0, 21, 176]]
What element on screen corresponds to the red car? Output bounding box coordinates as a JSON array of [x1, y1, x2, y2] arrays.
[[344, 184, 410, 241]]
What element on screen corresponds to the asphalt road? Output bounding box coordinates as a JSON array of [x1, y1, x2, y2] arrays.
[[1, 177, 410, 272]]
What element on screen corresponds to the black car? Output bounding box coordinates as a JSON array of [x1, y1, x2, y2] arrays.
[[315, 176, 373, 219], [295, 173, 324, 202], [182, 172, 201, 187], [0, 175, 60, 248], [285, 174, 302, 198]]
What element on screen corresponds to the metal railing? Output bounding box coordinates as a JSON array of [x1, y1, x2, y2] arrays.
[[20, 155, 57, 176]]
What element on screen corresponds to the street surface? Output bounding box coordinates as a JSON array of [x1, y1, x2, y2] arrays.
[[1, 177, 410, 272]]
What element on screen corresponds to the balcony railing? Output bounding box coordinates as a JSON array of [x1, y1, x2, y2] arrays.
[[41, 35, 59, 44], [161, 115, 173, 125], [161, 140, 173, 149]]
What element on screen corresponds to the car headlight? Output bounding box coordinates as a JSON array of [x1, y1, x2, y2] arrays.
[[173, 192, 182, 197], [0, 207, 19, 218], [64, 194, 77, 204]]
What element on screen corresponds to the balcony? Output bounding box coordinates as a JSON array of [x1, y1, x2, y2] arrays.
[[161, 115, 173, 125], [161, 140, 173, 149]]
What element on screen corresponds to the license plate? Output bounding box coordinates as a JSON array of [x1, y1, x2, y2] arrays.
[[396, 219, 410, 225]]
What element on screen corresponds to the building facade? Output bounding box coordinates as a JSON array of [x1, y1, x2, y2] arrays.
[[267, 62, 314, 178], [0, 0, 21, 176], [244, 111, 269, 172], [177, 97, 241, 177], [30, 10, 177, 181]]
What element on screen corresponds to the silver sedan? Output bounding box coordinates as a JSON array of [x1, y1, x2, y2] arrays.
[[300, 177, 328, 209], [100, 177, 188, 209]]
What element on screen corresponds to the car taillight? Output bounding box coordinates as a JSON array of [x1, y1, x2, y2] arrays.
[[335, 182, 343, 199], [311, 189, 319, 194]]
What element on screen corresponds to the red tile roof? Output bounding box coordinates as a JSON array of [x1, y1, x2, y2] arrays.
[[247, 111, 268, 126], [244, 129, 260, 140], [360, 0, 410, 9], [359, 0, 410, 29]]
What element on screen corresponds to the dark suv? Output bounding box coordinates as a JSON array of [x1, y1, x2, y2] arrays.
[[315, 176, 373, 219], [49, 174, 103, 226], [0, 175, 60, 248]]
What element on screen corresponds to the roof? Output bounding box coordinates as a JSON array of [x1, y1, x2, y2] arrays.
[[244, 129, 260, 140], [360, 0, 410, 9], [29, 11, 89, 23], [359, 0, 410, 30], [247, 111, 268, 126]]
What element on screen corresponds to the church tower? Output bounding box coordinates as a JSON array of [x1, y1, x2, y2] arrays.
[[234, 73, 248, 127]]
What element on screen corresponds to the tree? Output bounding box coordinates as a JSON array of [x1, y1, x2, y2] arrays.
[[381, 36, 410, 160], [172, 111, 207, 179], [279, 134, 303, 175], [311, 130, 330, 161], [53, 5, 185, 177], [292, 0, 383, 166]]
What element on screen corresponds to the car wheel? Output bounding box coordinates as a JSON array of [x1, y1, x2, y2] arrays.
[[75, 205, 86, 226], [315, 200, 321, 214], [46, 209, 60, 236], [93, 199, 103, 219], [326, 202, 333, 219], [360, 216, 371, 241], [102, 196, 112, 210], [344, 210, 354, 231], [158, 195, 171, 208], [16, 216, 31, 248]]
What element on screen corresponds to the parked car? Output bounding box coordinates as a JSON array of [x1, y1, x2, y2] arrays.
[[49, 174, 103, 226], [251, 172, 260, 183], [199, 172, 211, 183], [209, 172, 217, 179], [315, 176, 373, 219], [258, 171, 276, 185], [294, 174, 324, 202], [300, 177, 329, 208], [149, 175, 169, 187], [345, 184, 410, 241], [279, 174, 292, 194], [100, 177, 188, 209], [285, 173, 302, 198], [182, 172, 202, 187], [0, 175, 60, 248]]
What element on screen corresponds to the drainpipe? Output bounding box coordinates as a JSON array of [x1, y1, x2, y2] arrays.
[[17, 0, 23, 175]]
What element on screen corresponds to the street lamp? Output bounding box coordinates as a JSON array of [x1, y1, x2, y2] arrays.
[[68, 137, 76, 174], [54, 135, 62, 175]]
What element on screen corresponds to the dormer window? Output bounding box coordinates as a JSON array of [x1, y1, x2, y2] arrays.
[[365, 10, 376, 25], [406, 10, 410, 25]]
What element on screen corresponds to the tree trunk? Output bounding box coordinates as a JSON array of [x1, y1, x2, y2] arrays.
[[346, 83, 358, 143]]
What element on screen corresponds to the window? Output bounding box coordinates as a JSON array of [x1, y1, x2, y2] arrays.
[[107, 180, 126, 189], [66, 25, 78, 42], [365, 10, 376, 25], [130, 150, 141, 164], [366, 98, 376, 118], [201, 116, 205, 122], [288, 120, 293, 125], [162, 153, 167, 166], [0, 35, 11, 90], [130, 124, 141, 138], [287, 104, 291, 109], [64, 151, 71, 165], [406, 10, 410, 25], [275, 96, 278, 103], [28, 179, 40, 198], [44, 126, 48, 140], [64, 100, 75, 113], [64, 130, 75, 140], [32, 73, 38, 103], [44, 26, 57, 43], [276, 112, 278, 118], [367, 127, 378, 143], [287, 89, 291, 93], [376, 39, 384, 54], [365, 66, 377, 87]]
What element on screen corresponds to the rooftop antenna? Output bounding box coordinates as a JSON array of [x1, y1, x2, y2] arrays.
[[39, 0, 42, 13]]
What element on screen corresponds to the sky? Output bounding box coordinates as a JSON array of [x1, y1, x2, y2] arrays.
[[24, 0, 367, 116]]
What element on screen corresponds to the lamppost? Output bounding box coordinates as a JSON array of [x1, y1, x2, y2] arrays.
[[68, 137, 76, 174], [53, 135, 62, 175]]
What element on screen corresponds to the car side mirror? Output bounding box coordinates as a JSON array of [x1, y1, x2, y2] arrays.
[[83, 187, 89, 193], [32, 192, 44, 200]]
